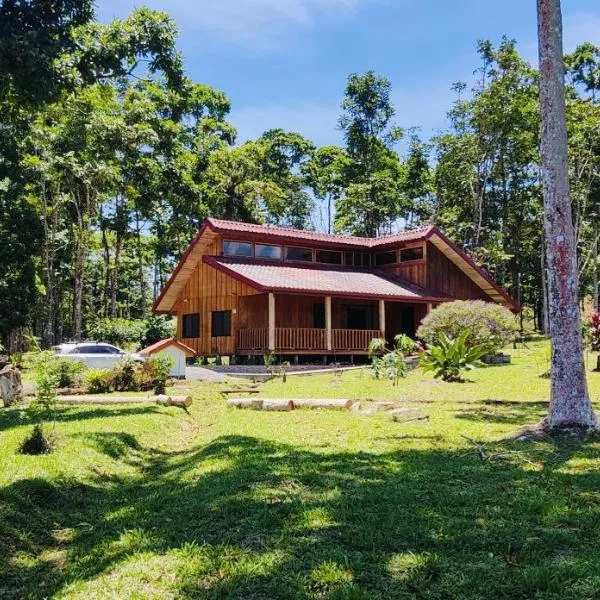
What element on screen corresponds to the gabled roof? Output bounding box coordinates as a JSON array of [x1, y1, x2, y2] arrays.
[[204, 256, 450, 303], [153, 218, 520, 313], [140, 338, 196, 357]]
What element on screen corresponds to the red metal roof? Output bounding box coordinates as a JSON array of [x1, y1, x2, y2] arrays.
[[140, 338, 196, 357], [206, 218, 433, 248], [153, 218, 520, 313], [204, 256, 450, 302]]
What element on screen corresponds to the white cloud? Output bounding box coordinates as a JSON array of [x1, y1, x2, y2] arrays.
[[98, 0, 372, 51]]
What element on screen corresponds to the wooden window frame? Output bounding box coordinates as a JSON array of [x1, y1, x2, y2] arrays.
[[284, 245, 314, 263], [182, 313, 201, 338], [255, 243, 282, 260], [211, 310, 232, 337], [223, 239, 254, 258], [315, 249, 343, 265]]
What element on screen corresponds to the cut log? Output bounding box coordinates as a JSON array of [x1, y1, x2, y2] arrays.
[[292, 398, 353, 410], [227, 398, 264, 409], [360, 401, 397, 414], [389, 408, 428, 423], [262, 399, 294, 411], [155, 395, 192, 408], [56, 394, 192, 407], [0, 365, 23, 407], [221, 388, 261, 395], [226, 398, 293, 411]]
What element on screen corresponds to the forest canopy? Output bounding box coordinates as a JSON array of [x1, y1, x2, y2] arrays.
[[0, 2, 599, 348]]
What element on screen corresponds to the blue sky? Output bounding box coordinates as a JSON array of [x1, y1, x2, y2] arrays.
[[96, 0, 600, 150]]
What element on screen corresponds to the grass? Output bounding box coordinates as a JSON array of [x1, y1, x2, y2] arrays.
[[2, 340, 600, 598]]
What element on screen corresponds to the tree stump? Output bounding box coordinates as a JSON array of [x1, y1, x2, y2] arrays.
[[0, 365, 23, 407]]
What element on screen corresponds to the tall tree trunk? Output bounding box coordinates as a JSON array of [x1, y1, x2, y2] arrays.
[[537, 0, 596, 429], [135, 210, 146, 316], [111, 232, 122, 318], [541, 242, 549, 334], [594, 223, 599, 311]]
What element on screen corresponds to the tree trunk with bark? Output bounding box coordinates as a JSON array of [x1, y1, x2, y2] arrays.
[[537, 0, 596, 429]]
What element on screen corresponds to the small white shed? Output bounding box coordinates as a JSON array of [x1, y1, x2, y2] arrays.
[[139, 338, 195, 378]]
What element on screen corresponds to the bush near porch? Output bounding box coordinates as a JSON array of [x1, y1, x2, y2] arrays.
[[417, 300, 518, 354], [3, 339, 600, 599]]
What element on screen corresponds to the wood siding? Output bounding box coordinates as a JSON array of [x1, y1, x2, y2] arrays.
[[176, 238, 259, 355], [426, 242, 490, 301]]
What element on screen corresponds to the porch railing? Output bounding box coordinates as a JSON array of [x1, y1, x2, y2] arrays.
[[237, 327, 382, 353]]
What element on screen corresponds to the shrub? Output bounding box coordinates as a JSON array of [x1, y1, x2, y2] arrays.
[[146, 355, 173, 395], [416, 300, 517, 354], [83, 357, 173, 394], [19, 424, 52, 455], [368, 334, 416, 386], [420, 330, 487, 382], [584, 310, 600, 350], [48, 358, 86, 388], [112, 357, 138, 392], [21, 352, 60, 453], [85, 369, 114, 394]]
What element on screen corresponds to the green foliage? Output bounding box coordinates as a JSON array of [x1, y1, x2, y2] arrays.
[[147, 355, 173, 395], [23, 351, 60, 452], [87, 318, 147, 348], [368, 334, 415, 386], [420, 330, 487, 382], [18, 424, 52, 455], [417, 300, 518, 355], [47, 358, 85, 388], [112, 357, 138, 392], [142, 316, 176, 347], [335, 71, 408, 236], [84, 369, 113, 394], [83, 357, 172, 394]]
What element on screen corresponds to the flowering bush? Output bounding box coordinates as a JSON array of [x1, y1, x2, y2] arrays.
[[416, 300, 517, 355], [584, 310, 600, 350]]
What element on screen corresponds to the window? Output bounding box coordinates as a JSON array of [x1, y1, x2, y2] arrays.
[[345, 252, 371, 267], [71, 344, 121, 354], [182, 313, 200, 338], [255, 243, 282, 260], [313, 303, 325, 328], [375, 250, 397, 266], [400, 246, 424, 262], [285, 246, 312, 262], [212, 310, 231, 337], [316, 249, 342, 264], [223, 240, 253, 257]]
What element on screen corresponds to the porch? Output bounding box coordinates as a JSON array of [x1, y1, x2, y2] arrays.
[[236, 293, 429, 356]]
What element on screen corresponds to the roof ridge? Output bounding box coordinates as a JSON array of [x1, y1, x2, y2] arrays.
[[207, 217, 433, 245]]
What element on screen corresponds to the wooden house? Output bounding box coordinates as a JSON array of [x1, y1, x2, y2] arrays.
[[153, 218, 518, 360]]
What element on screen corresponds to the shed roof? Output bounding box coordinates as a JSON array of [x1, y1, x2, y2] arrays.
[[204, 256, 450, 302], [140, 338, 196, 357]]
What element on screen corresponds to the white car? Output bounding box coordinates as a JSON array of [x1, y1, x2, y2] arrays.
[[53, 342, 145, 370]]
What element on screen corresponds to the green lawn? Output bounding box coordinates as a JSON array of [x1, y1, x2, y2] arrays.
[[3, 341, 600, 599]]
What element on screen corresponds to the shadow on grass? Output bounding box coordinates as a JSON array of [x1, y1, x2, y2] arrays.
[[455, 399, 549, 425], [0, 405, 164, 433], [3, 430, 600, 599]]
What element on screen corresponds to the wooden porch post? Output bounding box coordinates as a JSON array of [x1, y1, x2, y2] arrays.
[[379, 299, 386, 339], [268, 292, 276, 351], [427, 303, 433, 314], [325, 296, 332, 351]]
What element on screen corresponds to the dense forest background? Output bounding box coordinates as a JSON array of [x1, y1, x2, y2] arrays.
[[0, 2, 599, 349]]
